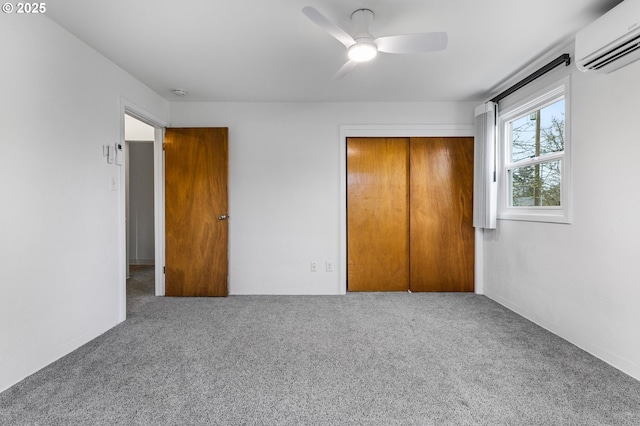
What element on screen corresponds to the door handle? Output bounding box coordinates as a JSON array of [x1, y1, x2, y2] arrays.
[[218, 214, 230, 220]]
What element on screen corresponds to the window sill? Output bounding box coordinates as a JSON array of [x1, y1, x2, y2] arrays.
[[498, 209, 571, 224]]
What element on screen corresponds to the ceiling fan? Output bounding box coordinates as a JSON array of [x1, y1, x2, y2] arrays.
[[302, 6, 448, 79]]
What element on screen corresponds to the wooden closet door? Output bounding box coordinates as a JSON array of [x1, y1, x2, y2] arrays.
[[409, 137, 474, 292], [347, 137, 409, 291]]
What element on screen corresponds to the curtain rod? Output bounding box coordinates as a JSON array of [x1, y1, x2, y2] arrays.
[[490, 54, 571, 104]]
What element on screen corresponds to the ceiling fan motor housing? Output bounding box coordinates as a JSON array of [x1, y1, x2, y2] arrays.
[[351, 9, 375, 39]]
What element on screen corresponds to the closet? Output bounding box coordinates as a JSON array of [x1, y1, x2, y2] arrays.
[[347, 137, 474, 292]]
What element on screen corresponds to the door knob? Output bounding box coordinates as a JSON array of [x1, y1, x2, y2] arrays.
[[218, 214, 229, 220]]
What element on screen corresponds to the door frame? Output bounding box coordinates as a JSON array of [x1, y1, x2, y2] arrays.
[[339, 124, 484, 295], [119, 98, 168, 321]]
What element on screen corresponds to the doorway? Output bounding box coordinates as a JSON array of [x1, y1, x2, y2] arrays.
[[118, 103, 167, 321], [125, 115, 155, 290]]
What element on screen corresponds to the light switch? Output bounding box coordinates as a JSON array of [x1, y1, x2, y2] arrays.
[[105, 145, 114, 164]]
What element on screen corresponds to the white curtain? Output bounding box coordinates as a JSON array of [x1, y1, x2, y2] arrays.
[[473, 102, 497, 229]]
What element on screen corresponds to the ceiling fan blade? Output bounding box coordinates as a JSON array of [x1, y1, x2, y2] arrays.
[[375, 32, 448, 54], [302, 6, 355, 49], [333, 60, 358, 79]]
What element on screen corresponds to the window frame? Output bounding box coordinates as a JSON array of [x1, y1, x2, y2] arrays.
[[497, 77, 572, 224]]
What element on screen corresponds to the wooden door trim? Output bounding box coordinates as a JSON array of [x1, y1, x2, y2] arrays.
[[338, 124, 480, 295]]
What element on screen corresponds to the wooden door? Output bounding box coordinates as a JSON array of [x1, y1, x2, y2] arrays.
[[346, 136, 474, 292], [347, 137, 409, 291], [164, 128, 229, 296], [410, 137, 474, 292]]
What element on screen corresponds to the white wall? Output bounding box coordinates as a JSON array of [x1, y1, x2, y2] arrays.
[[0, 15, 169, 392], [483, 59, 640, 380], [170, 102, 476, 295], [127, 143, 155, 264]]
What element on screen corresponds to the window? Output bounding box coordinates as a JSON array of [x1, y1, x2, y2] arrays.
[[498, 78, 571, 223]]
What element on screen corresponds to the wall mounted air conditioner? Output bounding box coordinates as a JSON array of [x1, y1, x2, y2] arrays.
[[575, 0, 640, 73]]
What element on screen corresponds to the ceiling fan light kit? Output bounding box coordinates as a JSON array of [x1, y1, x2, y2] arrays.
[[302, 6, 448, 78], [348, 42, 377, 62]]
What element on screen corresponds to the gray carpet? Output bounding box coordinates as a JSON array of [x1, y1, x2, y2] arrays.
[[1, 269, 640, 425]]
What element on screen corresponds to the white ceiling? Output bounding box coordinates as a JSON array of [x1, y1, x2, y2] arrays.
[[47, 0, 622, 102]]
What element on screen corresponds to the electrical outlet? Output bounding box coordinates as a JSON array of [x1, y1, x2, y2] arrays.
[[325, 261, 334, 272], [311, 261, 318, 272]]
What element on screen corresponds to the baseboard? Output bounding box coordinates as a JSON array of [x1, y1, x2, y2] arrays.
[[485, 291, 640, 382], [128, 259, 154, 265], [0, 319, 120, 394]]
